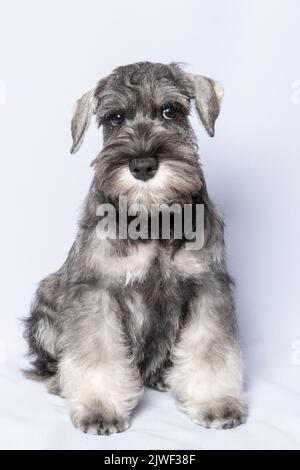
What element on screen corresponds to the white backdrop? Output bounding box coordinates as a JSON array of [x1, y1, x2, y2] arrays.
[[0, 0, 300, 450]]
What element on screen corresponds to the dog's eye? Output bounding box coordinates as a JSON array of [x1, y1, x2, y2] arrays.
[[162, 105, 178, 120], [109, 112, 125, 126]]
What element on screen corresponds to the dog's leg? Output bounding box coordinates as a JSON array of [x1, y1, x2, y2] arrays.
[[166, 274, 247, 429], [24, 272, 60, 381], [59, 289, 143, 435]]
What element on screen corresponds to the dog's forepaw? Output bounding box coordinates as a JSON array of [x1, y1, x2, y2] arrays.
[[190, 396, 247, 430], [71, 408, 129, 436]]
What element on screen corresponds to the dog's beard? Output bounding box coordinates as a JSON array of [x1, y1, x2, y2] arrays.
[[114, 162, 201, 208], [95, 147, 202, 210]]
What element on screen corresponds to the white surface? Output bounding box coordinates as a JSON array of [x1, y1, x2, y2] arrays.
[[0, 0, 300, 450], [1, 346, 299, 450]]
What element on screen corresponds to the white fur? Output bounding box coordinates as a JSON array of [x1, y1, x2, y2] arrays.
[[36, 315, 57, 357], [59, 290, 143, 432], [115, 162, 200, 209], [212, 80, 224, 107], [88, 232, 158, 286], [166, 292, 245, 426], [172, 249, 209, 278]]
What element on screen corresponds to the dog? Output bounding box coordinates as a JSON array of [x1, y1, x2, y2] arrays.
[[24, 61, 247, 435]]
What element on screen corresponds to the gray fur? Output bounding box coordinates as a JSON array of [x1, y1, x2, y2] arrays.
[[24, 61, 247, 434]]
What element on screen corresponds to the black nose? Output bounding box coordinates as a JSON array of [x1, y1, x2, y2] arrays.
[[129, 157, 158, 181]]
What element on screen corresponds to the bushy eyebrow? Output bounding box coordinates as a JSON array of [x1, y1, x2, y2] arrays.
[[95, 92, 129, 120], [156, 97, 190, 114], [95, 83, 191, 122], [153, 85, 190, 112]]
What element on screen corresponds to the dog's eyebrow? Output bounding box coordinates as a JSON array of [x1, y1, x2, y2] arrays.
[[154, 86, 190, 111], [96, 91, 129, 119], [95, 84, 190, 121], [156, 94, 190, 112]]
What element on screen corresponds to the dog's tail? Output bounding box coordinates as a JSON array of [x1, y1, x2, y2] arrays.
[[23, 275, 59, 380]]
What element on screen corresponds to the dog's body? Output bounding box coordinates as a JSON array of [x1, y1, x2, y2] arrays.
[[24, 62, 247, 435]]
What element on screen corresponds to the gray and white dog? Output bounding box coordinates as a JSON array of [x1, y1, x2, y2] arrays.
[[24, 61, 247, 435]]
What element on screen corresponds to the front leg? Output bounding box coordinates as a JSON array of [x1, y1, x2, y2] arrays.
[[59, 289, 143, 435], [166, 273, 247, 429]]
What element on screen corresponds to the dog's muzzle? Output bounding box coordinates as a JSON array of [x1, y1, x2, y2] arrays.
[[129, 156, 158, 181]]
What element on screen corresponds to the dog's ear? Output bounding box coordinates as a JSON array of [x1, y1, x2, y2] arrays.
[[70, 89, 96, 154], [188, 74, 224, 137]]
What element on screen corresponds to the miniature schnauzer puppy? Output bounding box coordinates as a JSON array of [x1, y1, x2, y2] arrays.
[[24, 62, 247, 435]]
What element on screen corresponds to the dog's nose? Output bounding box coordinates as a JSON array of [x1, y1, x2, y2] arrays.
[[129, 157, 158, 181]]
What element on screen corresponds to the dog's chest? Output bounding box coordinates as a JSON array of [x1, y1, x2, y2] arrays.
[[114, 243, 203, 385], [96, 240, 206, 285], [113, 242, 159, 285]]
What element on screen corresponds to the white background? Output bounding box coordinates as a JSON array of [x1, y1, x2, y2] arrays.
[[0, 0, 300, 450]]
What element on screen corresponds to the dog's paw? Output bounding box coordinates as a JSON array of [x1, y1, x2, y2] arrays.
[[71, 408, 129, 436], [191, 396, 247, 430]]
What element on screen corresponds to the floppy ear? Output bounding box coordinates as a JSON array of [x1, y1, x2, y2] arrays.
[[70, 89, 96, 154], [188, 74, 224, 137]]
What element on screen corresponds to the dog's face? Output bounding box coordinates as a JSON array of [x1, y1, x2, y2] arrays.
[[70, 62, 223, 208]]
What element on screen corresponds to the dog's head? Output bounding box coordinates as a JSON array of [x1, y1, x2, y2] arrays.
[[70, 62, 223, 207]]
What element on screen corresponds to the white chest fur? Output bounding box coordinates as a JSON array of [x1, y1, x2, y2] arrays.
[[88, 236, 158, 285], [171, 248, 208, 278], [88, 232, 211, 285]]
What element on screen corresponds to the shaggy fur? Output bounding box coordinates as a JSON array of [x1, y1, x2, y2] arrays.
[[24, 62, 247, 435]]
